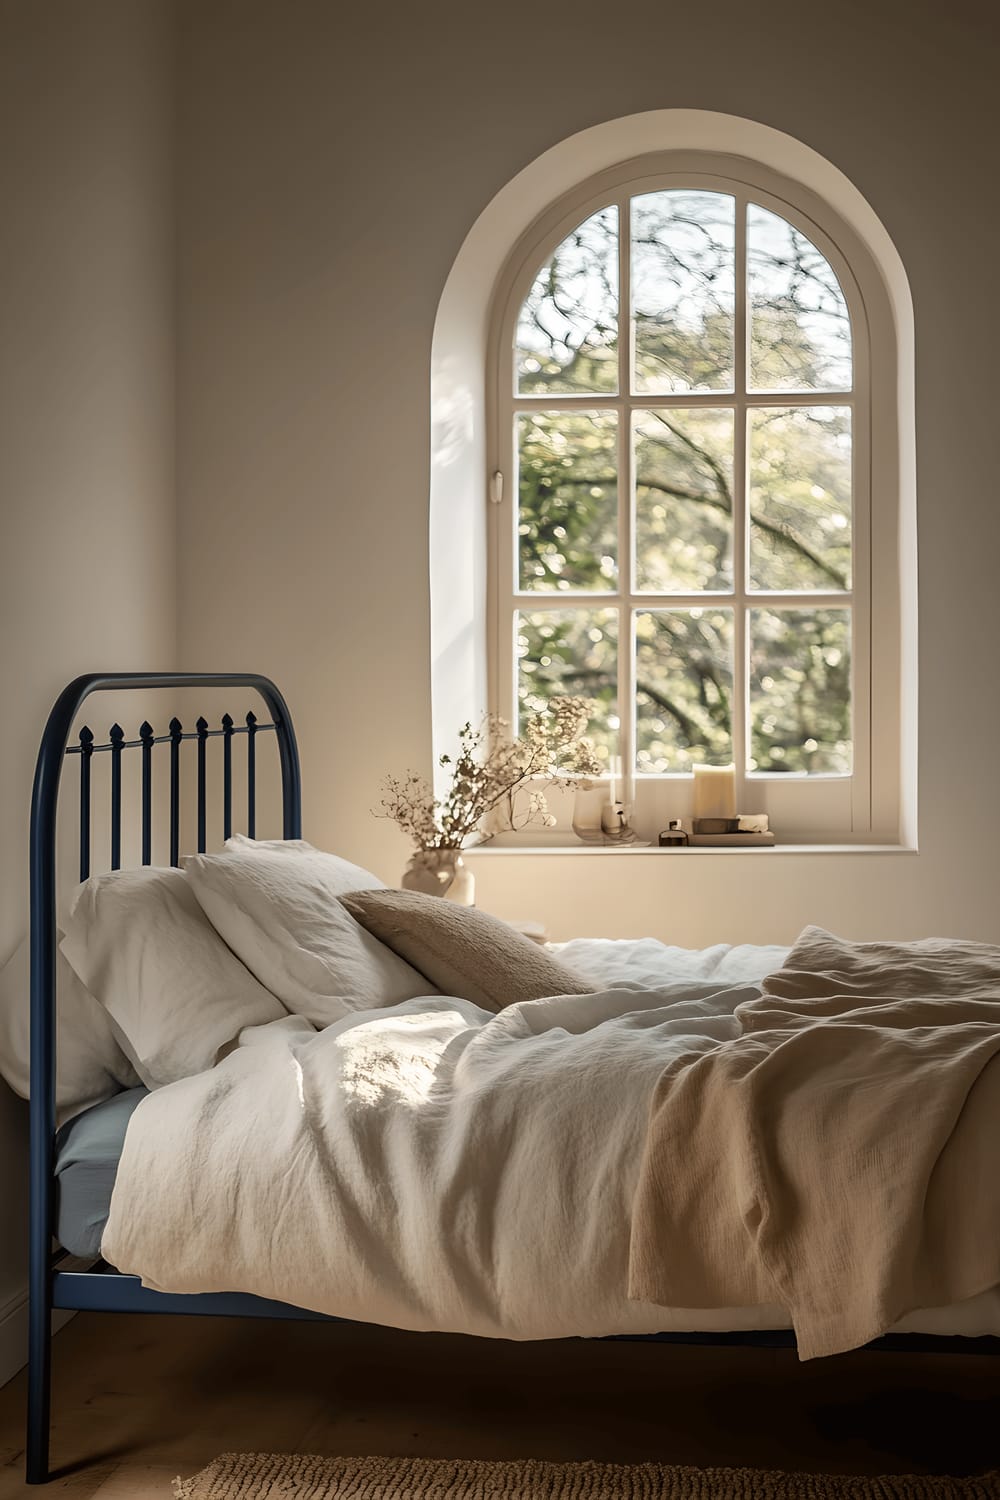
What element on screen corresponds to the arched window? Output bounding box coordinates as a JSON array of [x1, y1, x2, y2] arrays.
[[487, 153, 897, 842]]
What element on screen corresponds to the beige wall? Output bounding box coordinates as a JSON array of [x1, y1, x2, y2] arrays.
[[175, 0, 1000, 944], [0, 0, 176, 1372]]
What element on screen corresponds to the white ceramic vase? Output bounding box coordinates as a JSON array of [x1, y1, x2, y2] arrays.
[[401, 848, 475, 905]]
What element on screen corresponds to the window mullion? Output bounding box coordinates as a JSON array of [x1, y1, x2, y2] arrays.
[[618, 194, 634, 793], [506, 406, 519, 727], [511, 389, 854, 411], [500, 367, 514, 728], [732, 194, 749, 789]]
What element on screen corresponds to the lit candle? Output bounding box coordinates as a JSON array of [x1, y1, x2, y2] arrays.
[[692, 764, 736, 820]]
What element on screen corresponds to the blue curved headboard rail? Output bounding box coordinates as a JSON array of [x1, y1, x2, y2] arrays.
[[27, 672, 301, 1479]]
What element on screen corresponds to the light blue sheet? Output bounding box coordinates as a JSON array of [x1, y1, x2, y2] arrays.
[[54, 1086, 148, 1258]]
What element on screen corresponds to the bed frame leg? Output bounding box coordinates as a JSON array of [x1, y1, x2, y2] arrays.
[[26, 1282, 51, 1484]]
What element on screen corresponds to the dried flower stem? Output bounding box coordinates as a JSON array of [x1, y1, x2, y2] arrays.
[[376, 697, 603, 851]]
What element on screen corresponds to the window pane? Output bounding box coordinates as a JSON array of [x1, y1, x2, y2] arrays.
[[635, 608, 733, 772], [517, 608, 618, 763], [748, 204, 852, 393], [634, 408, 734, 592], [516, 207, 618, 395], [749, 608, 851, 774], [517, 412, 618, 592], [748, 407, 851, 592], [632, 191, 735, 394]]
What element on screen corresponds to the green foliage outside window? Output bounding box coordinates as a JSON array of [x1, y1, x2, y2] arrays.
[[512, 188, 854, 777]]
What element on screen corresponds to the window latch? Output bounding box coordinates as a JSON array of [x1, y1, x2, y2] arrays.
[[489, 470, 504, 506]]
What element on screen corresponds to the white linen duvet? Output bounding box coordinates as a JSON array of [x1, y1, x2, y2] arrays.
[[101, 939, 1000, 1343]]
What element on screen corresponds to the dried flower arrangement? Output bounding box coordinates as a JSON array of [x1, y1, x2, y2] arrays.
[[377, 696, 603, 851]]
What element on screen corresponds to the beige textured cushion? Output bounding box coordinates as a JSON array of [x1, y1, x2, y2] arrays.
[[339, 889, 596, 1012]]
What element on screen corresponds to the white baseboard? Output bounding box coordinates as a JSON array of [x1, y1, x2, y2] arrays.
[[0, 1286, 74, 1388]]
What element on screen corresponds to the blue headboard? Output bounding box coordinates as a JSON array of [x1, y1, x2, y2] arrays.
[[28, 673, 301, 1319]]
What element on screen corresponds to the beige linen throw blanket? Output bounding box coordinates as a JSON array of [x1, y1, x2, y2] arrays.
[[628, 926, 1000, 1359]]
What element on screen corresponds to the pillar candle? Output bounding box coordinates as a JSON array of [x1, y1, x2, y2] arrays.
[[692, 764, 736, 820]]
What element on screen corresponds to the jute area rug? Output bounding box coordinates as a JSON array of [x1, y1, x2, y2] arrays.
[[174, 1453, 1000, 1499]]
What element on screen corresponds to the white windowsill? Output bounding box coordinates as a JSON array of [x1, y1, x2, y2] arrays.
[[466, 839, 916, 856]]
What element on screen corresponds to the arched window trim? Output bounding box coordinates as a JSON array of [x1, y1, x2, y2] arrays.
[[484, 149, 900, 845], [429, 111, 915, 854]]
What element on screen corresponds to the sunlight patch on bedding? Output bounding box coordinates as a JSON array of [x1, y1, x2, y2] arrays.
[[291, 1055, 306, 1110], [335, 1012, 457, 1108]]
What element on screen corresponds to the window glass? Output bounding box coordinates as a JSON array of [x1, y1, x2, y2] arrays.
[[635, 608, 734, 773], [516, 607, 619, 766], [634, 407, 735, 593], [516, 207, 618, 395], [749, 608, 852, 773], [632, 191, 735, 394], [748, 204, 852, 392], [517, 412, 618, 592], [748, 407, 852, 592]]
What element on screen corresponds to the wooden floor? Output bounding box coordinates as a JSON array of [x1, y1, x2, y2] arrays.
[[0, 1315, 997, 1497]]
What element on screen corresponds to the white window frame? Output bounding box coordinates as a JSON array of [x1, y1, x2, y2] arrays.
[[487, 150, 901, 845]]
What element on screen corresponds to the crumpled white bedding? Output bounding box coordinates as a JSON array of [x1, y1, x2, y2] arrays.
[[553, 937, 793, 993], [101, 937, 1000, 1342]]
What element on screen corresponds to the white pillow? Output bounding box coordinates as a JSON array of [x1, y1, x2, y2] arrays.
[[225, 835, 319, 855], [0, 935, 141, 1126], [183, 838, 435, 1027], [223, 833, 388, 886], [60, 867, 287, 1088]]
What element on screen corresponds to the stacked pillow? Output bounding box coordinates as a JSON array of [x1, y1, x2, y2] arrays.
[[1, 835, 593, 1116], [181, 835, 434, 1027], [0, 935, 141, 1126], [0, 837, 429, 1116], [60, 865, 287, 1089]]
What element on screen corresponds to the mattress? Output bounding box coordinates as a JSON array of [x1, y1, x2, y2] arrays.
[[54, 1086, 148, 1257]]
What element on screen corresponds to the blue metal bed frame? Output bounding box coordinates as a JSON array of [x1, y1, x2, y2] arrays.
[[25, 672, 1000, 1483]]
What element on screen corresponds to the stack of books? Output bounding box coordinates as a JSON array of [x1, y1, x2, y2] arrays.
[[687, 815, 774, 847]]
